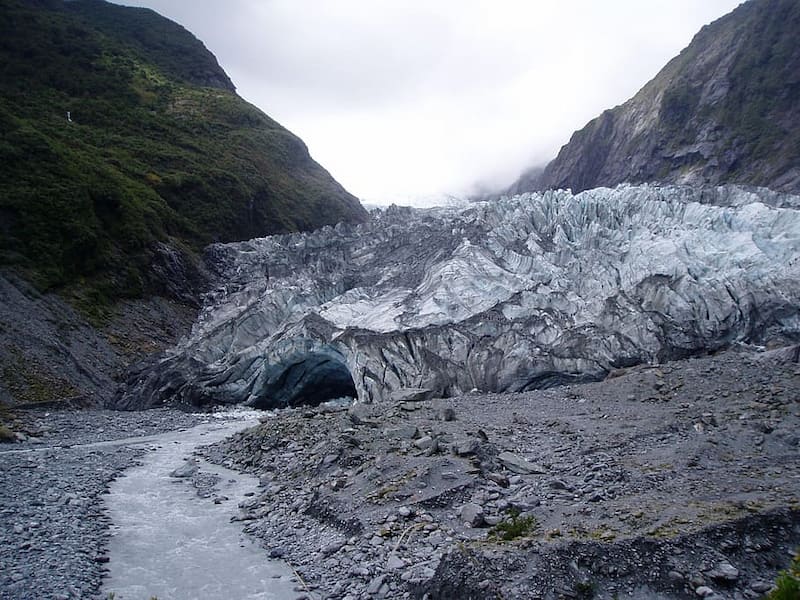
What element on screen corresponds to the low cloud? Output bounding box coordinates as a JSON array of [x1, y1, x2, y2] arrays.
[[118, 0, 742, 204]]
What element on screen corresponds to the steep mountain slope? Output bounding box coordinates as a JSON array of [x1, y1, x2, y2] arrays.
[[0, 0, 367, 409], [511, 0, 800, 195], [0, 0, 367, 307]]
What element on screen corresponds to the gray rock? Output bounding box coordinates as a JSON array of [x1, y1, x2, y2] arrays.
[[386, 553, 405, 571], [548, 479, 570, 490], [749, 581, 772, 593], [708, 562, 739, 582], [389, 388, 434, 403], [453, 439, 480, 456], [438, 407, 457, 421], [486, 472, 509, 487], [696, 586, 715, 597], [366, 574, 387, 595], [388, 425, 419, 440], [320, 540, 345, 557], [497, 452, 547, 475], [460, 503, 485, 527], [170, 459, 199, 478], [414, 436, 435, 450]]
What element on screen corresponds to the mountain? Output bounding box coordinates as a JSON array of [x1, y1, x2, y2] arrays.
[[115, 185, 800, 410], [509, 0, 800, 195], [0, 0, 367, 311]]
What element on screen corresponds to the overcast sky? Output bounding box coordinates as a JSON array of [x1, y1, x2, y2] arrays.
[[116, 0, 742, 205]]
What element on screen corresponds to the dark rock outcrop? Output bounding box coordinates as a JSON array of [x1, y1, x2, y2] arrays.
[[509, 0, 800, 195]]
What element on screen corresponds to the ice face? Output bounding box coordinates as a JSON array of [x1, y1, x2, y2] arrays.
[[115, 185, 800, 410]]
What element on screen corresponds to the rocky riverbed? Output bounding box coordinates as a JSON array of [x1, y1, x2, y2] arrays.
[[1, 346, 798, 600], [202, 345, 800, 600], [0, 409, 208, 600]]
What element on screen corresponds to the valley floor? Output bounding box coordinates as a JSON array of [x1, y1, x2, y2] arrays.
[[0, 346, 798, 599], [206, 345, 800, 600]]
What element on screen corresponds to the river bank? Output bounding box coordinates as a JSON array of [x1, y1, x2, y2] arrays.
[[1, 346, 799, 599], [0, 408, 290, 600]]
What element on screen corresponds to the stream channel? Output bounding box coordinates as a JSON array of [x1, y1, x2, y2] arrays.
[[101, 412, 297, 600]]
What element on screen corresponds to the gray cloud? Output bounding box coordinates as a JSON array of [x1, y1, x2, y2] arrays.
[[117, 0, 743, 204]]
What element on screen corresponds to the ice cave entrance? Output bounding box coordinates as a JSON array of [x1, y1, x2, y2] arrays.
[[252, 351, 357, 408]]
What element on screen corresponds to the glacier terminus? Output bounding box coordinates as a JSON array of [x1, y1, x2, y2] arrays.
[[115, 185, 800, 411]]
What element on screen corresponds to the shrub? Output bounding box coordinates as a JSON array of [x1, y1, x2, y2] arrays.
[[490, 509, 538, 541], [768, 552, 800, 600]]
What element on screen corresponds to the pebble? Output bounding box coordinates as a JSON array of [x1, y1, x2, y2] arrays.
[[413, 436, 434, 450], [696, 586, 715, 597], [366, 574, 387, 594], [708, 561, 739, 582], [460, 503, 485, 528]]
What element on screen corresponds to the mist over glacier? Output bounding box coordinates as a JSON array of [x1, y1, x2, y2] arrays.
[[116, 185, 800, 410]]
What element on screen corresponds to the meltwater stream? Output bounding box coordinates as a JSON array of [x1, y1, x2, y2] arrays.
[[102, 412, 296, 600]]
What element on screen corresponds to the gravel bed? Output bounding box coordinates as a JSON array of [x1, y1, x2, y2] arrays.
[[0, 409, 206, 600], [205, 346, 800, 599]]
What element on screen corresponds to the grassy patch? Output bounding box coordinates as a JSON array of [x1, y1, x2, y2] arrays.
[[0, 423, 15, 443], [490, 509, 539, 541], [1, 346, 79, 404], [574, 580, 596, 599]]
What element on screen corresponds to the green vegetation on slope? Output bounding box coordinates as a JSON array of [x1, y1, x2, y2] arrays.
[[0, 0, 366, 307], [653, 0, 800, 170]]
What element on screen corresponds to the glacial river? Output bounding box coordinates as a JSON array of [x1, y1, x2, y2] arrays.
[[101, 412, 296, 600]]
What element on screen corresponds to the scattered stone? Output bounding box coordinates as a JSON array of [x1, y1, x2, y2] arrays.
[[366, 574, 387, 595], [460, 503, 485, 528], [453, 439, 480, 456], [170, 459, 199, 478], [414, 436, 435, 450], [389, 425, 419, 440], [749, 581, 772, 593], [708, 562, 739, 582], [486, 472, 509, 487], [386, 553, 405, 571], [390, 388, 434, 403], [497, 452, 547, 475], [320, 540, 345, 557], [438, 408, 456, 421]]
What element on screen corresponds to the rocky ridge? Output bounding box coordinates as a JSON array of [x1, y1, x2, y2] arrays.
[[203, 345, 800, 599], [508, 0, 800, 195], [116, 184, 800, 411]]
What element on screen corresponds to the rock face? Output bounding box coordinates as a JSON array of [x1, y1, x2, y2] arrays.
[[510, 0, 800, 195], [0, 272, 198, 408], [114, 185, 800, 410]]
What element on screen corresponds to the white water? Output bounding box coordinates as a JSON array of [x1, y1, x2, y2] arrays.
[[102, 414, 296, 600]]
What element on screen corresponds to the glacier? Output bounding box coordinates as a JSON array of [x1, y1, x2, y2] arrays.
[[114, 185, 800, 410]]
